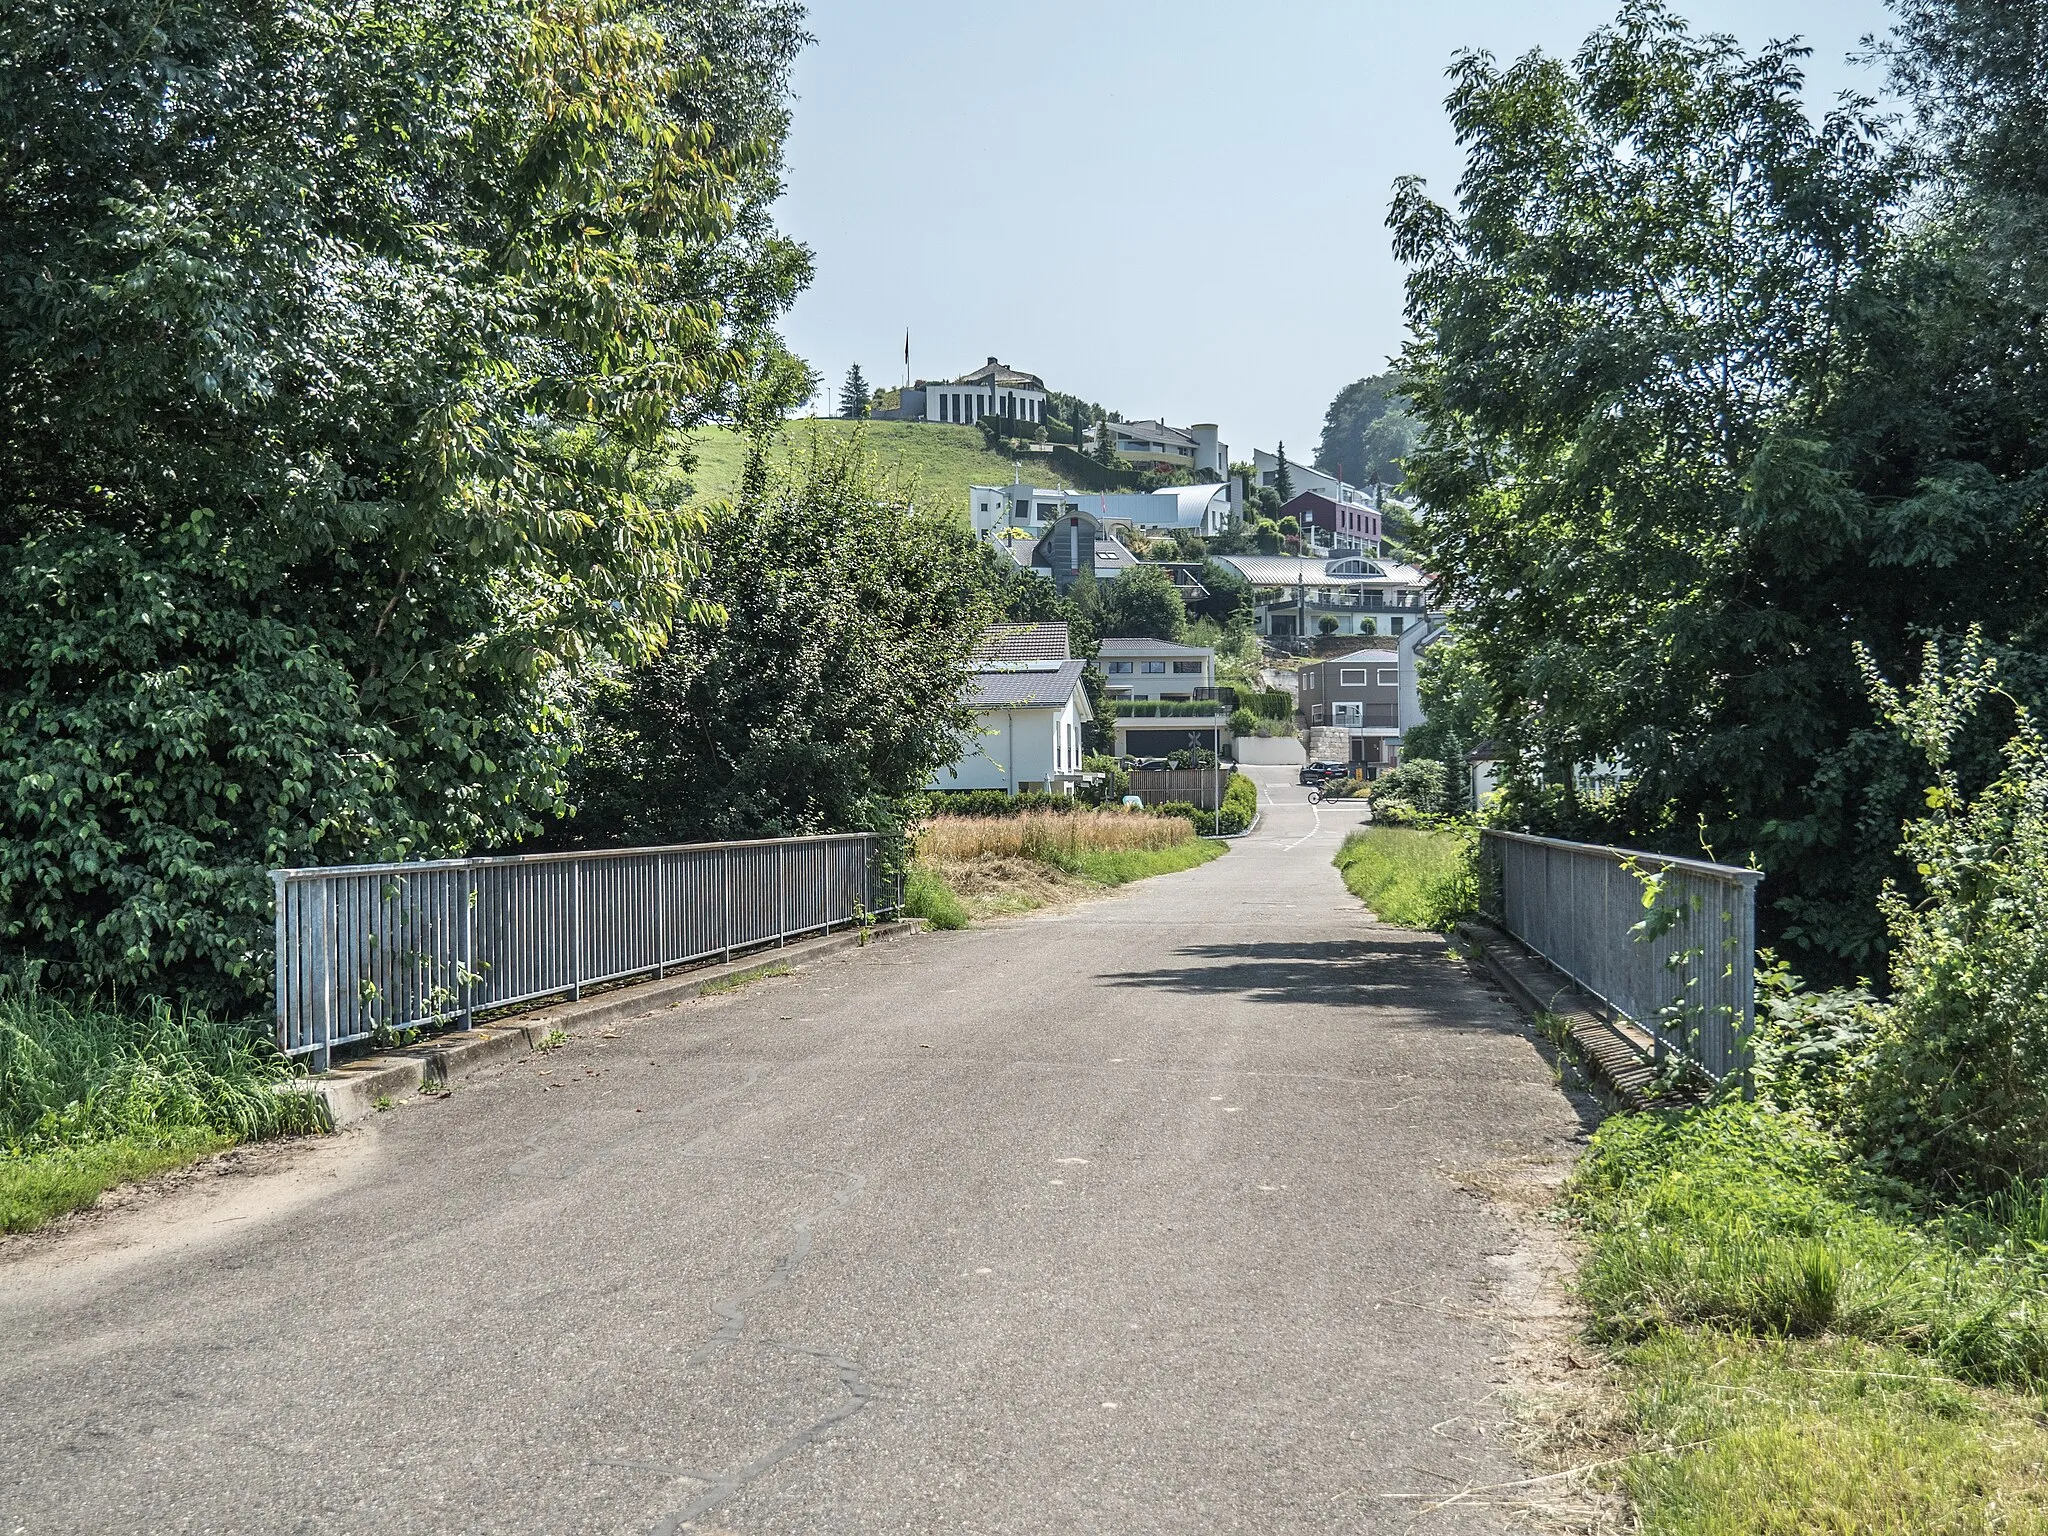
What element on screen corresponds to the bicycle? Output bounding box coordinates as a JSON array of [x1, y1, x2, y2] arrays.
[[1306, 786, 1325, 806]]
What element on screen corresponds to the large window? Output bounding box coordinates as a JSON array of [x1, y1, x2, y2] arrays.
[[1377, 667, 1398, 687], [1141, 661, 1166, 674], [1332, 702, 1363, 727], [1171, 660, 1203, 674], [1106, 661, 1134, 674], [1339, 668, 1368, 686]]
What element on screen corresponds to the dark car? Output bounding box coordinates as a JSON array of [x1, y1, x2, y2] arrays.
[[1298, 761, 1348, 786]]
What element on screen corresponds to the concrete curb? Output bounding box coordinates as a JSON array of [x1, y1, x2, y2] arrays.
[[300, 918, 923, 1126], [1452, 919, 1689, 1111]]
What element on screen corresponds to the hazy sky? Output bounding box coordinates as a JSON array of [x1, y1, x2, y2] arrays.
[[774, 0, 1892, 461]]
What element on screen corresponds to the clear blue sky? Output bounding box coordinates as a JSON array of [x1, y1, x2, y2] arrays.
[[774, 0, 1892, 461]]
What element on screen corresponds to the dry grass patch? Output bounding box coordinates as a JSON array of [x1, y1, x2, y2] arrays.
[[916, 809, 1192, 863]]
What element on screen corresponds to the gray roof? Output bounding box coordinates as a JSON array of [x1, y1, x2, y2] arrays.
[[1095, 637, 1214, 658], [1109, 419, 1198, 449], [974, 623, 1070, 663], [968, 659, 1091, 712]]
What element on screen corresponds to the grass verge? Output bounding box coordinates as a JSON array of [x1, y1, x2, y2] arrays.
[[0, 990, 327, 1234], [1566, 1100, 2048, 1530], [1333, 824, 1477, 929]]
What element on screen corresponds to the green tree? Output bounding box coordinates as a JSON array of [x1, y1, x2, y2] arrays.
[[1317, 373, 1416, 486], [0, 0, 811, 1001], [1390, 1, 1938, 974], [1273, 443, 1295, 505], [564, 430, 997, 851], [1098, 564, 1188, 642], [839, 364, 870, 419], [1400, 631, 1493, 800]]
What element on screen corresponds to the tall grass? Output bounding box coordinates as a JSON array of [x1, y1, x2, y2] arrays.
[[917, 808, 1193, 864], [1, 989, 327, 1231], [1332, 825, 1477, 929]]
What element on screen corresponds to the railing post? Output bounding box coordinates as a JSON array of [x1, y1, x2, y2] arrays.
[[721, 847, 733, 963], [655, 852, 667, 978], [777, 843, 788, 948], [571, 860, 583, 1001], [461, 864, 475, 1031], [825, 838, 836, 935], [311, 878, 333, 1075], [271, 871, 289, 1057]]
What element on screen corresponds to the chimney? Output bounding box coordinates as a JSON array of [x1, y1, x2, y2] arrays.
[[987, 356, 998, 365]]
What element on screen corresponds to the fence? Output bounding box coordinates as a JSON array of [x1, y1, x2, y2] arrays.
[[273, 834, 893, 1069], [1127, 769, 1223, 809], [1479, 829, 1762, 1082]]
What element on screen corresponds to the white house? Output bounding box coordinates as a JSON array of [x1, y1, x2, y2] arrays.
[[970, 481, 1237, 540], [895, 358, 1048, 428], [1096, 638, 1227, 761], [930, 623, 1093, 796], [1210, 553, 1433, 639], [1250, 448, 1384, 506], [1083, 419, 1230, 477]]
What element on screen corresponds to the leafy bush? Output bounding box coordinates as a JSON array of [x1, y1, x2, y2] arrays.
[[1365, 758, 1456, 823], [1215, 773, 1259, 835], [1855, 635, 2048, 1194], [926, 791, 1088, 819], [1228, 707, 1260, 737], [1333, 825, 1477, 929]]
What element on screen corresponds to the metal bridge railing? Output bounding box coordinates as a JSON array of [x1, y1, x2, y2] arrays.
[[1479, 829, 1762, 1083], [273, 833, 894, 1069]]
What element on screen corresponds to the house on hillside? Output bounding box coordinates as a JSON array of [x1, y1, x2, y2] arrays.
[[982, 507, 1143, 590], [929, 623, 1094, 797], [1296, 617, 1450, 771], [1083, 419, 1230, 478], [1281, 490, 1382, 555], [970, 481, 1237, 539], [1096, 638, 1226, 762], [885, 359, 1048, 427], [1210, 552, 1431, 639]]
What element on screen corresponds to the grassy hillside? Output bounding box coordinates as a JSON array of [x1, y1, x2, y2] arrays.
[[674, 419, 1103, 523]]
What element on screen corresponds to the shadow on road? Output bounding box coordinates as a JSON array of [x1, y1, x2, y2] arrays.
[[1101, 935, 1515, 1027]]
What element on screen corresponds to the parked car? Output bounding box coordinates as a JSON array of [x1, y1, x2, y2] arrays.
[[1299, 761, 1348, 786]]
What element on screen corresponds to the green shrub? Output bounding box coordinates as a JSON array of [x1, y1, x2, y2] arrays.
[[903, 867, 969, 930], [1333, 825, 1477, 929], [926, 790, 1084, 819], [1854, 634, 2048, 1194], [1227, 707, 1260, 737], [1214, 772, 1259, 835], [1365, 758, 1455, 822]]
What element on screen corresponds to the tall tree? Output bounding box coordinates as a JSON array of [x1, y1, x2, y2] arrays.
[[1317, 373, 1416, 486], [0, 0, 810, 1000], [1099, 565, 1188, 643], [565, 429, 998, 851], [838, 363, 870, 419], [1273, 444, 1295, 505], [1391, 1, 1923, 973]]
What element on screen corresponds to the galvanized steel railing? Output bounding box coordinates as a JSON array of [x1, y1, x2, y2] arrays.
[[273, 834, 893, 1068], [1480, 829, 1762, 1082]]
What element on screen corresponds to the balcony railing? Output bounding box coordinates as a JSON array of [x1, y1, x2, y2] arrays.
[[1110, 700, 1228, 719]]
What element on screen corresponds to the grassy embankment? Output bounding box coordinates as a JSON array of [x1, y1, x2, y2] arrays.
[[907, 809, 1225, 927], [0, 991, 326, 1233], [677, 420, 1073, 522], [1568, 1103, 2048, 1532], [1332, 825, 1476, 930], [1330, 826, 2048, 1528]]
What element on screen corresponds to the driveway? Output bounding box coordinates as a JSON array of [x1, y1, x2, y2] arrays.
[[0, 769, 1586, 1534]]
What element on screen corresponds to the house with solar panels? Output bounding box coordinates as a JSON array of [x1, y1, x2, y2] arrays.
[[927, 623, 1095, 797]]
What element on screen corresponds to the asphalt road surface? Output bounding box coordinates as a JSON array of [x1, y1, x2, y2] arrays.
[[1, 769, 1587, 1534]]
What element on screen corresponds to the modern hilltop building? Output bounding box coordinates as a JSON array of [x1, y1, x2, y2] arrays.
[[885, 359, 1048, 427], [970, 481, 1238, 540], [1084, 419, 1230, 478]]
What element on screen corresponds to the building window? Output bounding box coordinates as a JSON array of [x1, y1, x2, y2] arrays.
[[1332, 702, 1363, 727], [1377, 667, 1398, 686], [1171, 660, 1202, 674], [1141, 661, 1166, 674], [1339, 668, 1368, 686], [1391, 617, 1405, 635], [1106, 661, 1134, 674], [1311, 703, 1326, 724], [1303, 672, 1315, 691]]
